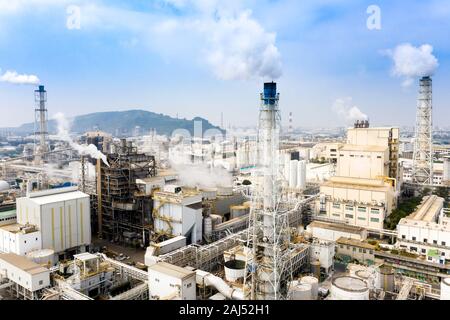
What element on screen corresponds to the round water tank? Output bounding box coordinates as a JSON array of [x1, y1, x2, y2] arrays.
[[330, 276, 369, 300], [224, 260, 246, 283], [26, 249, 56, 267], [441, 278, 450, 300], [289, 160, 298, 188], [300, 276, 319, 300], [290, 283, 313, 301], [377, 266, 395, 292], [0, 180, 9, 192]]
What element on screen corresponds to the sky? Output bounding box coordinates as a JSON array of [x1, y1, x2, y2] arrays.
[[0, 0, 449, 129]]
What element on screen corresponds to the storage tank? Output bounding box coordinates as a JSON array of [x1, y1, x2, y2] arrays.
[[310, 260, 321, 279], [284, 153, 291, 181], [440, 278, 450, 300], [289, 160, 298, 188], [290, 281, 312, 300], [297, 160, 307, 189], [224, 260, 246, 283], [201, 188, 217, 200], [0, 180, 9, 192], [26, 249, 56, 267], [377, 265, 395, 292], [444, 157, 450, 182], [203, 217, 213, 238], [330, 276, 369, 300], [300, 276, 319, 300], [230, 205, 249, 219]]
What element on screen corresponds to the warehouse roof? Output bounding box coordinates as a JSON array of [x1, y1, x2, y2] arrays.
[[0, 253, 49, 275], [21, 189, 89, 205], [308, 221, 365, 235], [148, 262, 195, 280], [337, 237, 376, 250]]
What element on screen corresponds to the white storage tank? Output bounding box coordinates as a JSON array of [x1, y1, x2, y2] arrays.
[[284, 153, 291, 181], [289, 160, 298, 188], [203, 217, 213, 237], [444, 157, 450, 182], [330, 276, 369, 300], [377, 265, 395, 292], [290, 281, 313, 300], [300, 276, 319, 300], [224, 260, 246, 283], [440, 278, 450, 300], [26, 249, 56, 267], [0, 180, 9, 192], [297, 160, 307, 189]]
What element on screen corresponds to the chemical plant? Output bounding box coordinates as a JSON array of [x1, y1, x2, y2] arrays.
[[0, 77, 449, 302]]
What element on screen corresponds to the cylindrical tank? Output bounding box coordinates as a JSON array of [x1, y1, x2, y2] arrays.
[[0, 180, 9, 192], [201, 188, 218, 200], [297, 160, 307, 189], [289, 160, 298, 188], [203, 217, 213, 237], [230, 205, 249, 219], [441, 278, 450, 300], [210, 214, 223, 227], [444, 157, 450, 182], [300, 276, 319, 300], [311, 260, 321, 280], [290, 281, 313, 300], [330, 276, 369, 300], [284, 153, 291, 181], [377, 265, 395, 292], [26, 249, 56, 267], [224, 260, 246, 283]]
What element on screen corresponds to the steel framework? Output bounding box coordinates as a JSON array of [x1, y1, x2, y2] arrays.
[[412, 76, 434, 185]]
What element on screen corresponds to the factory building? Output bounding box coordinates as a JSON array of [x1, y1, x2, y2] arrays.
[[2, 187, 91, 257], [148, 262, 197, 300], [397, 195, 450, 261], [0, 252, 50, 299], [316, 123, 399, 231], [152, 186, 203, 244]]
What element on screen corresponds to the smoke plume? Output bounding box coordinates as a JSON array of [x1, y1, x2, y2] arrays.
[[385, 43, 439, 87], [172, 162, 233, 189], [332, 97, 368, 124], [53, 113, 109, 166], [0, 69, 40, 85]]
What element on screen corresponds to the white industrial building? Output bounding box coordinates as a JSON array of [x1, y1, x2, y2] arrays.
[[316, 125, 399, 231], [309, 239, 335, 274], [148, 261, 197, 300], [0, 224, 41, 255], [152, 186, 203, 244], [397, 196, 450, 261], [0, 252, 50, 298], [14, 187, 91, 255]]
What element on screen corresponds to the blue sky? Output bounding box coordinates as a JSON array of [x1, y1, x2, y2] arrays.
[[0, 0, 449, 129]]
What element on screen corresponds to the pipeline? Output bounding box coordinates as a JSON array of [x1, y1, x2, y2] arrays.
[[197, 270, 244, 300]]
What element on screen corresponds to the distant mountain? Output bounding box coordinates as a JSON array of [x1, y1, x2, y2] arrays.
[[8, 110, 223, 136]]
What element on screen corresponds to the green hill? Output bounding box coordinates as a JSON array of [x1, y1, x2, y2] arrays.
[[11, 110, 223, 136]]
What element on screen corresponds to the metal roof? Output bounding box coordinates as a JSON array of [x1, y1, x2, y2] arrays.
[[0, 253, 49, 276], [148, 262, 195, 280], [22, 190, 89, 205]]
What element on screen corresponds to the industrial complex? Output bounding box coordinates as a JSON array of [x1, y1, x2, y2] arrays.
[[0, 75, 449, 303]]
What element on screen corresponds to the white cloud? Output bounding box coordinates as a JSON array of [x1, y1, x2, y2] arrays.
[[0, 70, 40, 85], [332, 97, 368, 124], [385, 43, 439, 87]]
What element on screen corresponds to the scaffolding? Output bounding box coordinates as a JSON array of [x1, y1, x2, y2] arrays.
[[94, 139, 156, 246]]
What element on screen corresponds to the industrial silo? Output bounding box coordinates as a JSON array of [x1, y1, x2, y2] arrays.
[[310, 260, 321, 279], [224, 260, 246, 283], [377, 265, 395, 292], [330, 276, 369, 300], [300, 276, 319, 300], [289, 160, 298, 188], [289, 281, 313, 300]]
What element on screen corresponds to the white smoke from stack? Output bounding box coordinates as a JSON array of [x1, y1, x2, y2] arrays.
[[384, 43, 439, 87], [171, 162, 233, 189], [0, 69, 40, 85], [53, 113, 109, 166], [332, 97, 368, 124]]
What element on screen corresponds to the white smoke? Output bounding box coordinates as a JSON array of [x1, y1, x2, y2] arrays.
[[172, 162, 233, 189], [53, 112, 109, 166], [332, 97, 368, 124], [205, 10, 282, 81], [385, 43, 439, 87], [162, 1, 282, 80], [0, 69, 40, 85]]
